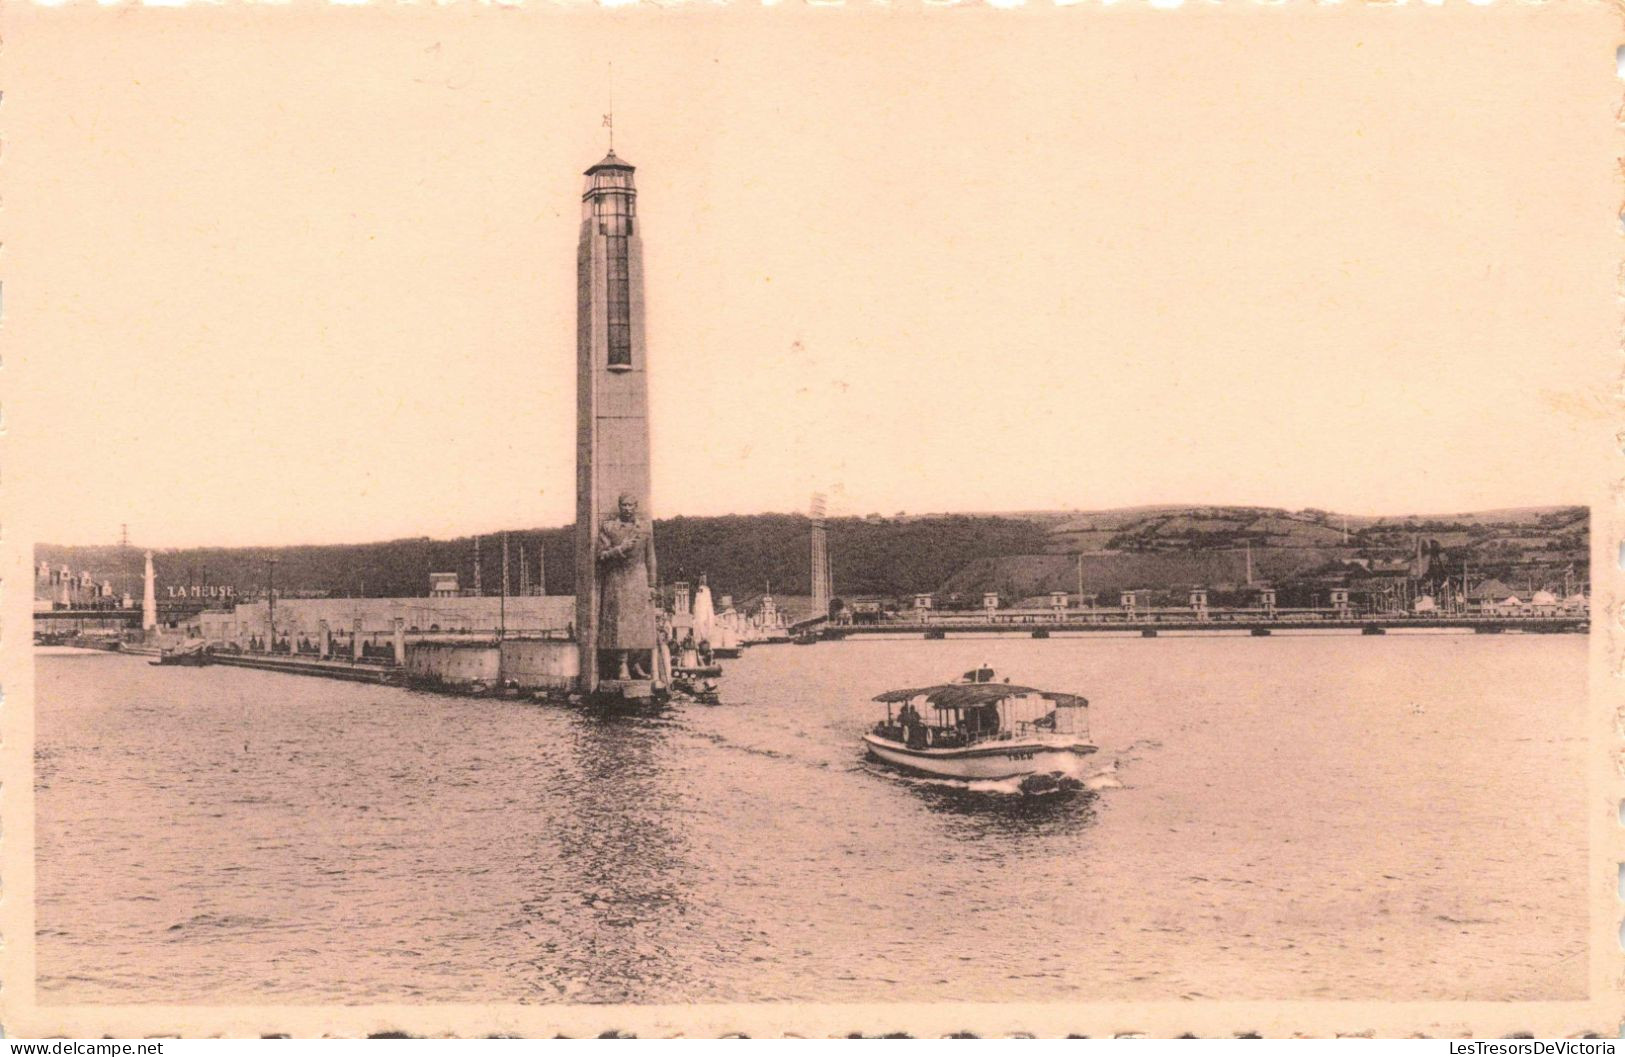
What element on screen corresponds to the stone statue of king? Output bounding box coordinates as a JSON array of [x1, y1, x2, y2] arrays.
[[596, 492, 658, 681]]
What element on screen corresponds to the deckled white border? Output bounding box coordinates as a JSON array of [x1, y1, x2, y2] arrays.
[[0, 0, 1618, 1039], [2, 0, 1588, 8]]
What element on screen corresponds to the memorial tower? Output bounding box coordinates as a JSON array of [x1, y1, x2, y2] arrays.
[[574, 148, 660, 696]]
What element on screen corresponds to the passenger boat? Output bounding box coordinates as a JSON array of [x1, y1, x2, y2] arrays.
[[862, 680, 1096, 781]]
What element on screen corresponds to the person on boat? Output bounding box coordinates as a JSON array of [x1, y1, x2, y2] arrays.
[[900, 702, 926, 747]]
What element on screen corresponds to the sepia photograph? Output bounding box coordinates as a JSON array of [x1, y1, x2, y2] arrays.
[[0, 0, 1618, 1041]]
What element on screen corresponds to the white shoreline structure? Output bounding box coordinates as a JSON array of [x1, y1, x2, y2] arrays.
[[141, 551, 157, 632]]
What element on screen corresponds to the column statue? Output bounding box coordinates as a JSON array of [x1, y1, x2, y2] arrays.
[[596, 492, 658, 680]]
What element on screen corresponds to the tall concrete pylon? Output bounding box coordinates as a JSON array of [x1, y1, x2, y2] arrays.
[[141, 551, 157, 631], [574, 147, 657, 694], [810, 493, 832, 618]]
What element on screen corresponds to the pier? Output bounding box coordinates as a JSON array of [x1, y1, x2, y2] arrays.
[[207, 652, 403, 684]]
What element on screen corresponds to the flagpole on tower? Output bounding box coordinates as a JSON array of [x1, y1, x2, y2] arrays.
[[605, 62, 615, 151]]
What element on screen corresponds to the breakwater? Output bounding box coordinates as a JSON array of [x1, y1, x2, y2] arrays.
[[148, 636, 579, 694]]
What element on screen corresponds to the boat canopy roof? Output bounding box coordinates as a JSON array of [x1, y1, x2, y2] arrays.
[[872, 683, 1088, 710]]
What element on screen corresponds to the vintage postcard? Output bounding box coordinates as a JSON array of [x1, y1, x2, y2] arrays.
[[0, 0, 1619, 1040]]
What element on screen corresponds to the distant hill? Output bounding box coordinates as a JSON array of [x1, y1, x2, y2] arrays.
[[36, 504, 1588, 606]]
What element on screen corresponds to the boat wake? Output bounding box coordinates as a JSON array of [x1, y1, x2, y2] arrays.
[[1077, 756, 1125, 792], [1071, 739, 1164, 791], [866, 745, 1137, 799]]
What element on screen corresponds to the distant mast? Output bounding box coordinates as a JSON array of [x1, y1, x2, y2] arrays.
[[500, 532, 509, 639], [120, 522, 131, 601]]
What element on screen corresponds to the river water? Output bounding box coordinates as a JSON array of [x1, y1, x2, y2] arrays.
[[36, 634, 1586, 1004]]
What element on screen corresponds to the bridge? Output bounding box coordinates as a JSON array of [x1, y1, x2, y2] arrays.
[[34, 600, 211, 628], [817, 614, 1587, 638]]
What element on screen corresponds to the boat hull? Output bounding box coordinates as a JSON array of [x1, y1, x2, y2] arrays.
[[151, 654, 211, 666], [862, 734, 1097, 781], [673, 664, 723, 678]]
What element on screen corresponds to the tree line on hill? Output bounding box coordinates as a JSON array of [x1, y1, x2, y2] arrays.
[[35, 506, 1586, 606], [36, 513, 1052, 603]]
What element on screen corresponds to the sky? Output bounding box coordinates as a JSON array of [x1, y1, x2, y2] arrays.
[[5, 3, 1615, 548]]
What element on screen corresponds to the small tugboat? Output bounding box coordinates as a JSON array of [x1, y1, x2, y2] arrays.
[[671, 637, 722, 679], [673, 662, 723, 679], [671, 673, 721, 704], [863, 676, 1096, 781]]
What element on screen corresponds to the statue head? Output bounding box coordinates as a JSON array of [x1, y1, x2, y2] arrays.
[[617, 493, 639, 521]]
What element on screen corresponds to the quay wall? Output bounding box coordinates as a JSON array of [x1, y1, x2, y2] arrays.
[[404, 638, 578, 691], [406, 642, 502, 686], [499, 639, 578, 691], [193, 596, 576, 643]]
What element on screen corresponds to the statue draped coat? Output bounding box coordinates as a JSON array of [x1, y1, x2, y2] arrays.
[[596, 515, 658, 651]]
